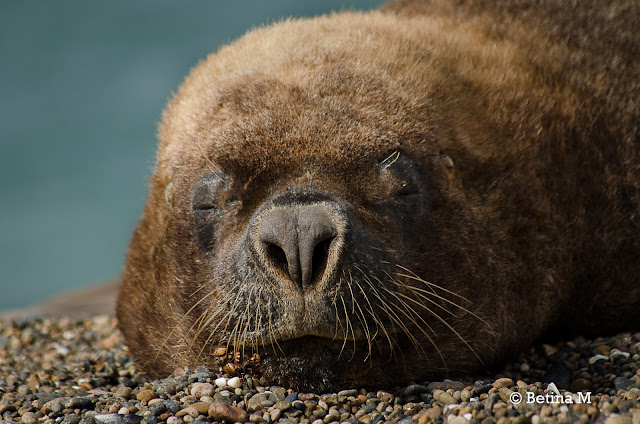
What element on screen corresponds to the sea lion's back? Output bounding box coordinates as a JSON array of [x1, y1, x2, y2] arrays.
[[382, 0, 640, 142]]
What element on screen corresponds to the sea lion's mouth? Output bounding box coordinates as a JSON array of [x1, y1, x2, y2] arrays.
[[214, 302, 401, 348], [218, 328, 385, 347]]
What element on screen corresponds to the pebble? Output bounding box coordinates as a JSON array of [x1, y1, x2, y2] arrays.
[[570, 378, 592, 392], [273, 387, 287, 401], [546, 382, 560, 395], [377, 391, 394, 403], [474, 384, 493, 395], [136, 390, 156, 403], [228, 377, 242, 389], [66, 397, 95, 410], [275, 401, 292, 410], [247, 393, 269, 411], [147, 398, 163, 406], [22, 411, 38, 424], [215, 377, 227, 388], [209, 401, 248, 423], [427, 381, 465, 391], [542, 344, 559, 356], [94, 414, 143, 424], [432, 390, 457, 405], [492, 378, 514, 389], [249, 412, 263, 423], [610, 350, 631, 360], [498, 388, 513, 404], [338, 389, 358, 397], [176, 406, 199, 419], [594, 345, 612, 356], [191, 402, 210, 414], [604, 416, 632, 424], [614, 377, 633, 391], [191, 382, 215, 398], [63, 413, 81, 424], [152, 377, 180, 396], [589, 354, 610, 364], [115, 387, 133, 399], [404, 384, 430, 395], [284, 393, 298, 402]]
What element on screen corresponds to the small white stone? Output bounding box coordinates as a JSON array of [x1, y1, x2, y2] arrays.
[[228, 377, 241, 389], [167, 417, 178, 424], [118, 407, 130, 415], [546, 382, 559, 395], [215, 377, 227, 387], [235, 388, 243, 396], [610, 349, 630, 360], [588, 354, 609, 364], [52, 342, 69, 356]]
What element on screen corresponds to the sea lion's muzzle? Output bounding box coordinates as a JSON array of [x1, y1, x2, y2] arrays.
[[258, 204, 339, 290], [249, 189, 349, 292]]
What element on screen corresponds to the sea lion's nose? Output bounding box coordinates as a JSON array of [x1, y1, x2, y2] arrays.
[[259, 204, 338, 289]]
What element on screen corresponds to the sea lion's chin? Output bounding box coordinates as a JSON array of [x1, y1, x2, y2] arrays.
[[250, 336, 377, 392]]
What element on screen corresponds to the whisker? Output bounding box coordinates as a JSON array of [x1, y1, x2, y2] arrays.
[[155, 281, 218, 363], [393, 273, 490, 328], [377, 284, 435, 360], [348, 271, 373, 362], [359, 273, 424, 358], [353, 265, 396, 355], [338, 295, 356, 360], [267, 298, 286, 358], [395, 264, 469, 301], [197, 276, 247, 363], [385, 281, 483, 365]]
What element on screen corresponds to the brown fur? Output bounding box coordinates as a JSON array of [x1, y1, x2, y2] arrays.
[[117, 0, 640, 391]]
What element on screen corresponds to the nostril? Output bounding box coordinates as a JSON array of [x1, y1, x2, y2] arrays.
[[257, 202, 342, 289], [311, 236, 334, 285], [266, 242, 289, 275]]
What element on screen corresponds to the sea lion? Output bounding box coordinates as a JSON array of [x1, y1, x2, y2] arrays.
[[117, 0, 640, 391]]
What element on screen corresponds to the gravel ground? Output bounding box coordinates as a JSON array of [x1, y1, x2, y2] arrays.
[[0, 316, 638, 424]]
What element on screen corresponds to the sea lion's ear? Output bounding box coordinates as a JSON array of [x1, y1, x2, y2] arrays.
[[439, 153, 454, 170]]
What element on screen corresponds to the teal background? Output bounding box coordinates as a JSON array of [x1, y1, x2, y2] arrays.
[[0, 0, 385, 311]]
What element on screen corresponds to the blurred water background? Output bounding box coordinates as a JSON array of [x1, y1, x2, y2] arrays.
[[0, 0, 385, 311]]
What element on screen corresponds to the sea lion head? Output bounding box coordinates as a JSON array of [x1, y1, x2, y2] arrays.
[[117, 11, 549, 391]]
